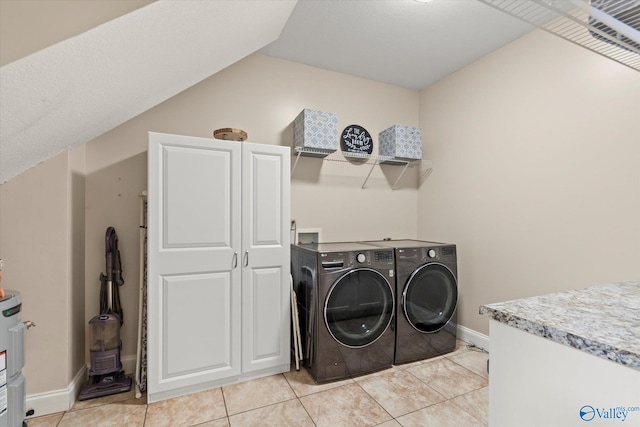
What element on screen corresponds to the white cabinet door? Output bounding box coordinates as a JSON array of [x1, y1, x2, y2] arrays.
[[148, 132, 241, 401], [241, 144, 290, 373]]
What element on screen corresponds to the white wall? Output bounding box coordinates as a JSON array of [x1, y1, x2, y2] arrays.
[[0, 150, 84, 395], [84, 53, 422, 368], [68, 145, 86, 386], [418, 30, 640, 335]]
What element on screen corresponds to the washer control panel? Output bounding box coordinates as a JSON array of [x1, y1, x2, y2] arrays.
[[349, 250, 395, 266], [319, 249, 395, 269], [350, 251, 370, 265], [374, 250, 394, 264], [419, 245, 456, 261]]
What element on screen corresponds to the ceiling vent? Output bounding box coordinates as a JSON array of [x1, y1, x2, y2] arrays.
[[478, 0, 640, 71], [589, 0, 640, 52]]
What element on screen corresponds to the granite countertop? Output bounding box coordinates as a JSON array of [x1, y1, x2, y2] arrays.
[[480, 280, 640, 370]]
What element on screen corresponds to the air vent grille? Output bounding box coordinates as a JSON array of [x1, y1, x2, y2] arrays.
[[478, 0, 640, 72], [589, 0, 640, 52]]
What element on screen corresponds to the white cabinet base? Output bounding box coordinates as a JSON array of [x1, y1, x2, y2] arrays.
[[489, 320, 640, 426], [147, 363, 290, 404]]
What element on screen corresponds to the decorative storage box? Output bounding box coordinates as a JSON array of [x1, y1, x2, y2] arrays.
[[378, 125, 422, 164], [293, 109, 338, 157]]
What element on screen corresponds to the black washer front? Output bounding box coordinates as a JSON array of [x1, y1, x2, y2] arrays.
[[403, 263, 457, 333], [324, 268, 394, 348]]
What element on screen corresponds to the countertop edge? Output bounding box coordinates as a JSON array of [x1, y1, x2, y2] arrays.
[[480, 305, 640, 371]]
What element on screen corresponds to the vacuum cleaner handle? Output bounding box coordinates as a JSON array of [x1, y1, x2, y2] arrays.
[[105, 227, 116, 282], [114, 249, 124, 287]]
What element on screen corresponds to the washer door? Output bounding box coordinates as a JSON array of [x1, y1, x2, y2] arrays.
[[324, 268, 394, 348], [403, 263, 457, 333]]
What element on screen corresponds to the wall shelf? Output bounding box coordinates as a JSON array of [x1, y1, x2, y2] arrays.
[[291, 147, 432, 190]]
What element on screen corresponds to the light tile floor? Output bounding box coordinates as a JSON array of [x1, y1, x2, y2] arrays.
[[26, 340, 489, 427]]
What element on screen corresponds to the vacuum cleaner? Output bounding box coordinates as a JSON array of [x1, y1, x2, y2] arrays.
[[79, 227, 132, 400]]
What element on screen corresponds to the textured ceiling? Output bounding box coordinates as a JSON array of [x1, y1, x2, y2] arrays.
[[0, 0, 155, 67], [0, 0, 296, 183], [0, 0, 536, 184], [260, 0, 534, 90]]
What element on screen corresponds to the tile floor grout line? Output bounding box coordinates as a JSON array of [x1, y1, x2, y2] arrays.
[[353, 375, 395, 424], [390, 392, 483, 426], [142, 402, 149, 427], [282, 369, 303, 397], [289, 384, 318, 427], [448, 390, 488, 426], [401, 362, 449, 401], [446, 357, 490, 380], [451, 384, 489, 399], [226, 396, 301, 419], [294, 395, 318, 427], [220, 381, 230, 419]]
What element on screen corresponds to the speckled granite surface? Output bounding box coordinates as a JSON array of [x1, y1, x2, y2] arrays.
[[480, 280, 640, 370]]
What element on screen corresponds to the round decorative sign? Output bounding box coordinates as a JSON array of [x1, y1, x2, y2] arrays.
[[340, 125, 373, 156]]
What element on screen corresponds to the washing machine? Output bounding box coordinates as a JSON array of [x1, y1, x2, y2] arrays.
[[291, 242, 395, 383], [366, 239, 458, 365]]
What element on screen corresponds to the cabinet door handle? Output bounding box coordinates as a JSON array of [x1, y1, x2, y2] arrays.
[[232, 251, 238, 268], [243, 251, 249, 267]]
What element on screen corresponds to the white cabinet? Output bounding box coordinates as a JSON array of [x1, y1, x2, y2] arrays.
[[147, 132, 290, 403]]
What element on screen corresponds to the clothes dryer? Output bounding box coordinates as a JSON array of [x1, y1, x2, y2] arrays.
[[366, 240, 458, 365], [291, 242, 395, 383]]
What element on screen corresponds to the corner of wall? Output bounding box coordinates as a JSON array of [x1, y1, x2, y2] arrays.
[[68, 145, 87, 385]]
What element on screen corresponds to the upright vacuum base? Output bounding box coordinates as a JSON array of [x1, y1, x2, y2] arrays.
[[78, 371, 132, 401]]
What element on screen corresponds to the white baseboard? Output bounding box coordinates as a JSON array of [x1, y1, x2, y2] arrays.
[[121, 354, 137, 377], [25, 364, 86, 419], [457, 324, 490, 353], [25, 389, 71, 419], [25, 354, 139, 418]]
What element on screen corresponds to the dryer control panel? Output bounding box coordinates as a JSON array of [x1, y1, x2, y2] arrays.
[[349, 251, 370, 265], [374, 250, 394, 264], [421, 245, 456, 261], [319, 249, 394, 269]]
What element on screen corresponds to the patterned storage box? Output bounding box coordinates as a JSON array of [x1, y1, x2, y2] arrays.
[[378, 125, 422, 164], [293, 109, 338, 157]]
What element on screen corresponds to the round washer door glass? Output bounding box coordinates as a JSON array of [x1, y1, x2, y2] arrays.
[[403, 263, 457, 333], [324, 269, 394, 348]]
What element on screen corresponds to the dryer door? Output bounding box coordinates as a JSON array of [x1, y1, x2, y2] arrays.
[[324, 268, 394, 348], [403, 263, 457, 333]]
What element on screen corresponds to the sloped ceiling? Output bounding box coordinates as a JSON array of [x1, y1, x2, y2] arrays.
[[0, 0, 536, 184], [0, 0, 297, 184], [260, 0, 534, 90], [0, 0, 156, 67]]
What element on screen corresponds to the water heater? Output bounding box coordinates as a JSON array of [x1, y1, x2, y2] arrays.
[[0, 291, 25, 427]]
